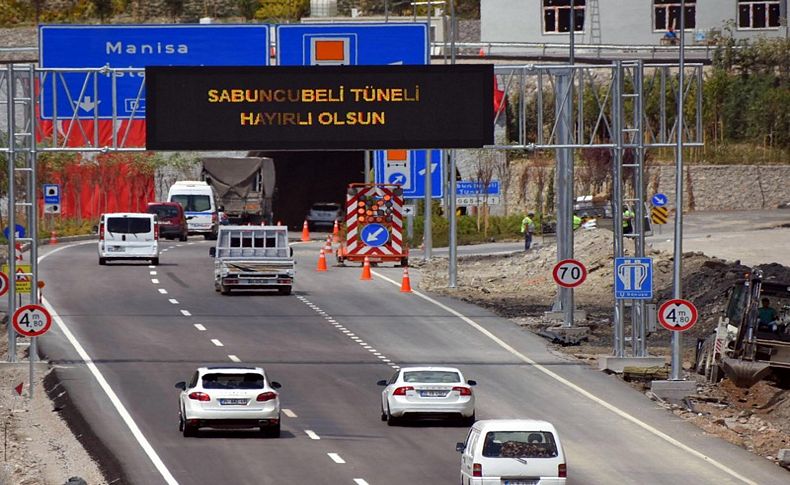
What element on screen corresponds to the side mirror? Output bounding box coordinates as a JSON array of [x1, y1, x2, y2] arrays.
[[91, 225, 99, 234], [270, 381, 282, 389], [209, 247, 216, 257], [186, 216, 195, 220], [175, 381, 186, 391], [467, 380, 477, 386], [456, 442, 465, 452], [290, 247, 294, 257], [376, 379, 387, 386]]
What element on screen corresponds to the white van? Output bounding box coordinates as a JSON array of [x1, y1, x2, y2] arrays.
[[97, 213, 159, 265], [457, 419, 567, 485], [167, 181, 218, 240]]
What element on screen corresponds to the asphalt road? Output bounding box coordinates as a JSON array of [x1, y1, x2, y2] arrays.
[[38, 239, 789, 485]]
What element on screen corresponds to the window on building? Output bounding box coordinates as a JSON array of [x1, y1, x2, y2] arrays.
[[543, 0, 586, 34], [738, 1, 781, 29], [654, 1, 696, 31]]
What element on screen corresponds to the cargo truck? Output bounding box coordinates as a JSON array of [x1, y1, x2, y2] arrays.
[[201, 157, 275, 225]]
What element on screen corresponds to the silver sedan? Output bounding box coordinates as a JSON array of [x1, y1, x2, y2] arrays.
[[378, 366, 476, 426]]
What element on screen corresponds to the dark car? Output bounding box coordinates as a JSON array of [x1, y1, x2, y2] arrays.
[[147, 202, 188, 241]]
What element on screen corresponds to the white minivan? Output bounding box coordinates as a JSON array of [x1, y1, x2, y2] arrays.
[[167, 181, 218, 240], [97, 213, 159, 265], [457, 419, 567, 485]]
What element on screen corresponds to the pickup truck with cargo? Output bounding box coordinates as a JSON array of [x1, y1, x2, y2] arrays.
[[209, 226, 294, 295]]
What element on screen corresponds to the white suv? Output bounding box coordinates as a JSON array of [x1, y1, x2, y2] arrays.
[[175, 366, 282, 437]]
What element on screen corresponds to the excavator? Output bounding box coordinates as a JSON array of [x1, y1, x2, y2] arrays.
[[695, 269, 790, 388]]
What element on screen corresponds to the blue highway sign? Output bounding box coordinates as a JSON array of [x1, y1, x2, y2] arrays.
[[457, 180, 500, 196], [615, 257, 653, 300], [3, 224, 26, 240], [652, 193, 668, 207], [43, 184, 60, 204], [276, 23, 428, 66], [39, 24, 271, 119], [360, 223, 390, 247], [374, 149, 443, 199]]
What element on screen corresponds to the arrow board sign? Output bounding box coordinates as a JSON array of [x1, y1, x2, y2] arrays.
[[360, 223, 390, 247]]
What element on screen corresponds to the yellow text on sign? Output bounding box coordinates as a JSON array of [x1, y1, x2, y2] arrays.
[[2, 264, 32, 294]]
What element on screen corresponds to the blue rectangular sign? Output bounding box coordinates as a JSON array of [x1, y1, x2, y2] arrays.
[[614, 257, 653, 300], [374, 150, 443, 199], [43, 184, 60, 204], [39, 24, 270, 119], [456, 180, 500, 196], [276, 23, 428, 66]]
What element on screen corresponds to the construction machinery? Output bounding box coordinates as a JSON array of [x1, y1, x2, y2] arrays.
[[695, 269, 790, 387]]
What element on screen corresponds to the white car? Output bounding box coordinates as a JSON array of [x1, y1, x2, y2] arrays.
[[175, 366, 282, 437], [457, 419, 567, 484], [97, 212, 159, 265], [377, 366, 476, 425]]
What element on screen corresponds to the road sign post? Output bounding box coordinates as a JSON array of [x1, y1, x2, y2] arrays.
[[552, 259, 587, 288], [12, 304, 52, 400], [658, 299, 698, 332]]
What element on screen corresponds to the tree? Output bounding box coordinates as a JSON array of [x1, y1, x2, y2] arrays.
[[164, 0, 185, 22], [237, 0, 259, 21], [255, 0, 308, 22], [90, 0, 114, 22]]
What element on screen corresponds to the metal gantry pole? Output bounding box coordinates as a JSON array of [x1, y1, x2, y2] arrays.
[[364, 151, 371, 183], [612, 62, 625, 357], [555, 69, 574, 327], [449, 150, 457, 287], [670, 1, 687, 381], [569, 0, 575, 64], [632, 61, 647, 357], [28, 65, 39, 397], [5, 64, 17, 363]]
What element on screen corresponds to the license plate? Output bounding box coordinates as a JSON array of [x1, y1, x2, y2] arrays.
[[503, 481, 537, 485], [420, 390, 447, 397], [247, 279, 269, 284], [219, 398, 248, 406], [107, 246, 123, 252]]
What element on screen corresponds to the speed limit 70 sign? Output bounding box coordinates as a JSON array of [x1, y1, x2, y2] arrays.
[[12, 304, 52, 337], [552, 259, 587, 288], [658, 299, 698, 332]]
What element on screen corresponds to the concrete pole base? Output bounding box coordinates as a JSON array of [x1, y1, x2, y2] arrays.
[[598, 356, 666, 373], [650, 379, 697, 404]]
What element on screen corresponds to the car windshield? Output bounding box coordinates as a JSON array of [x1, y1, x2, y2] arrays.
[[312, 204, 339, 212], [403, 371, 461, 383], [171, 194, 211, 212], [148, 205, 180, 218], [201, 373, 264, 390], [482, 431, 558, 458], [106, 217, 151, 234]]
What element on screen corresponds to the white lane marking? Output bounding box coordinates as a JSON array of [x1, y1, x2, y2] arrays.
[[363, 345, 372, 349], [148, 265, 155, 269], [188, 242, 195, 245], [149, 271, 157, 275], [151, 278, 159, 284], [283, 409, 297, 418], [327, 453, 345, 464], [211, 339, 224, 347], [158, 289, 168, 294], [168, 299, 179, 305], [180, 310, 191, 316], [176, 244, 183, 247], [354, 480, 370, 485], [194, 324, 206, 331], [40, 299, 179, 484], [305, 430, 321, 440], [358, 342, 367, 346], [370, 269, 757, 485], [228, 355, 241, 362], [377, 355, 387, 360]]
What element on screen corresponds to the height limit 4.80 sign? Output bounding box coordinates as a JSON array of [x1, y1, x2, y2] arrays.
[[12, 304, 52, 337], [145, 65, 494, 150], [658, 299, 698, 332]]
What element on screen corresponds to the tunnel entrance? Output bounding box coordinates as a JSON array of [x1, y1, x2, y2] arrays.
[[249, 150, 365, 230]]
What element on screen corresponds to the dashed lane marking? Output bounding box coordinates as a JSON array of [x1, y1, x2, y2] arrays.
[[194, 324, 206, 331], [151, 279, 159, 284], [305, 430, 321, 440], [211, 339, 224, 347], [282, 409, 297, 418], [327, 453, 345, 464], [353, 480, 370, 485], [149, 271, 157, 275], [168, 299, 179, 305], [228, 355, 241, 362], [180, 310, 191, 317], [158, 289, 168, 294]]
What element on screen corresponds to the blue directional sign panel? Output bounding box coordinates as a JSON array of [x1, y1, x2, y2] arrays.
[[3, 224, 26, 240], [276, 23, 428, 66], [360, 223, 390, 247], [39, 24, 270, 119], [652, 193, 668, 207], [43, 184, 60, 204], [457, 181, 500, 196], [614, 257, 653, 300], [374, 149, 443, 199]]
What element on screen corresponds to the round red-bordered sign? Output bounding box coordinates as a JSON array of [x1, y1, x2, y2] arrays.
[[658, 299, 698, 332], [552, 259, 588, 288], [0, 271, 9, 297], [12, 304, 52, 338]]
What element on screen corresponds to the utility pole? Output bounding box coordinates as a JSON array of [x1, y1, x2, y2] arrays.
[[569, 0, 575, 64]]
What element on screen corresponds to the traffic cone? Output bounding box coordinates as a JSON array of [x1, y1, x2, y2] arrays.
[[15, 243, 23, 261], [478, 47, 486, 57], [49, 231, 57, 244], [400, 267, 412, 293], [360, 256, 372, 280], [332, 220, 340, 243], [324, 236, 332, 253], [301, 220, 310, 242], [277, 220, 282, 226], [316, 249, 328, 272]]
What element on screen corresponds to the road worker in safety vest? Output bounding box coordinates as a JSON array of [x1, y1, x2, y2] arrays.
[[573, 214, 582, 230]]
